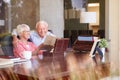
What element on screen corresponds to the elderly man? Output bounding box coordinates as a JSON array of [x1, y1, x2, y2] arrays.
[[29, 21, 55, 46], [12, 21, 55, 47]]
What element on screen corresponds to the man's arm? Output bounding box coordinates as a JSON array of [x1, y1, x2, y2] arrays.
[[11, 29, 19, 47], [12, 35, 19, 47]]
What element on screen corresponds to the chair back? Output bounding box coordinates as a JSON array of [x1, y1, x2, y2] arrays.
[[43, 38, 69, 58], [53, 38, 69, 54], [89, 40, 100, 57]]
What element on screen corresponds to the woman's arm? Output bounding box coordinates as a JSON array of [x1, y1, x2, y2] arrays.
[[31, 43, 44, 55]]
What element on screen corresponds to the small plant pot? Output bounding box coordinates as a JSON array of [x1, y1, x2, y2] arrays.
[[100, 48, 105, 62]]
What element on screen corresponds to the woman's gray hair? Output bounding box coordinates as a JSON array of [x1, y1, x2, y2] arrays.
[[16, 24, 30, 35]]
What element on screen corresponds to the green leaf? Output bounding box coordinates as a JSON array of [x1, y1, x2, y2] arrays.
[[98, 38, 108, 48]]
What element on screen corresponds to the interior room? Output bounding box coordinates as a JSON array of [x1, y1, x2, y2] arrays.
[[0, 0, 120, 80]]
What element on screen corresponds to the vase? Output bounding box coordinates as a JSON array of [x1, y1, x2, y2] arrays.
[[100, 48, 105, 62]]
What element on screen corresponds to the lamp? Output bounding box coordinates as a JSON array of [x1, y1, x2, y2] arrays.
[[3, 0, 11, 4], [71, 0, 83, 10], [80, 12, 96, 35]]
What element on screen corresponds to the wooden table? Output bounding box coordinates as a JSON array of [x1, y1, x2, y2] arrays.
[[0, 52, 110, 80]]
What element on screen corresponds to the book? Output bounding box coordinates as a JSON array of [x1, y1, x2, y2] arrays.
[[0, 58, 14, 68], [41, 35, 57, 51], [43, 35, 57, 46], [12, 59, 29, 63], [7, 56, 29, 63], [10, 57, 20, 61]]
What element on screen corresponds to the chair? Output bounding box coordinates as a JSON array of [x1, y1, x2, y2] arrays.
[[70, 30, 78, 45], [53, 38, 69, 55], [42, 38, 69, 70], [89, 40, 100, 57], [0, 35, 14, 56], [89, 40, 103, 64], [52, 38, 69, 71], [43, 38, 69, 57], [72, 36, 95, 52], [64, 30, 70, 38]]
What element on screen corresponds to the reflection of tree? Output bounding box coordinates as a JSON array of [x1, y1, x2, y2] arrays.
[[0, 0, 5, 19], [10, 0, 38, 30], [11, 0, 24, 27], [11, 0, 23, 8]]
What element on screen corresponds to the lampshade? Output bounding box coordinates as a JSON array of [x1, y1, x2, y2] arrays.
[[71, 0, 83, 9], [80, 12, 96, 23], [3, 0, 11, 4]]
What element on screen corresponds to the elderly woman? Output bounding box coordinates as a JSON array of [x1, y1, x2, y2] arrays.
[[13, 24, 43, 59]]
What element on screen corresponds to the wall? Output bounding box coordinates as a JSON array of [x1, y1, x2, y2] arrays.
[[40, 0, 64, 38], [88, 0, 105, 30], [106, 0, 120, 74], [88, 4, 99, 34], [88, 5, 99, 27]]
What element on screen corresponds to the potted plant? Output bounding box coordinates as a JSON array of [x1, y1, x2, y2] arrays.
[[99, 38, 108, 48], [98, 38, 108, 62]]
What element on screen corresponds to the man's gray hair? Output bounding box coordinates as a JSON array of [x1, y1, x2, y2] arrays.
[[36, 21, 48, 28]]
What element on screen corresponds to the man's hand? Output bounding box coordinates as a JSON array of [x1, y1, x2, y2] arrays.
[[12, 35, 19, 47], [43, 45, 53, 52], [39, 43, 53, 52]]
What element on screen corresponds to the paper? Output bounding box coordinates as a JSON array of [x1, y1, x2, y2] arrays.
[[44, 35, 57, 46], [0, 58, 13, 66], [13, 59, 29, 63], [10, 58, 20, 61]]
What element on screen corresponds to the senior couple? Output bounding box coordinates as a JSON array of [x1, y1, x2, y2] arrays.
[[12, 21, 55, 59]]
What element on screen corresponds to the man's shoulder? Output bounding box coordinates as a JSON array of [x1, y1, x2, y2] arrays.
[[47, 32, 55, 37]]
